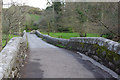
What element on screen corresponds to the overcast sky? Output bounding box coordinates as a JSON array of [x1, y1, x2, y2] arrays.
[[3, 0, 119, 9], [3, 0, 48, 9]]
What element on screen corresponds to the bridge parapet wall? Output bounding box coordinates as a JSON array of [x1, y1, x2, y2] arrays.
[[35, 30, 120, 75], [0, 30, 27, 79]]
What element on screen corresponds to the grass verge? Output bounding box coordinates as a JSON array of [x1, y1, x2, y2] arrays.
[[41, 32, 107, 39], [2, 34, 19, 48]]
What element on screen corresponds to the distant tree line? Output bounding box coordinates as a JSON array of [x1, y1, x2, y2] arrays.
[[36, 2, 119, 41]]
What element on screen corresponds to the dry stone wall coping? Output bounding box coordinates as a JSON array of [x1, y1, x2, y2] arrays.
[[70, 37, 120, 55], [36, 30, 120, 55], [0, 30, 27, 79]]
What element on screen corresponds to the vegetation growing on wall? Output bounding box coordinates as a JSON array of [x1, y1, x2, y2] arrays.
[[36, 31, 120, 75]]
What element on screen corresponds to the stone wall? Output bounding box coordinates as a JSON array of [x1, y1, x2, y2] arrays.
[[35, 30, 120, 75], [0, 30, 28, 79]]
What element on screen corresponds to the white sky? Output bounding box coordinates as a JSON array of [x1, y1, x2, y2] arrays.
[[3, 0, 119, 9], [3, 0, 48, 9]]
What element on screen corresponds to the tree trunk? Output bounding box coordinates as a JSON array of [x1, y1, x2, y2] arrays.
[[48, 22, 50, 35], [0, 0, 2, 51], [118, 2, 120, 42]]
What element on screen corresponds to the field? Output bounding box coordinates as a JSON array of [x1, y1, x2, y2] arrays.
[[41, 32, 107, 39], [29, 14, 41, 21], [2, 34, 19, 48]]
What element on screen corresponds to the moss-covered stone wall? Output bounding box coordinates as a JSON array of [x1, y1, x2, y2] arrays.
[[35, 30, 120, 75]]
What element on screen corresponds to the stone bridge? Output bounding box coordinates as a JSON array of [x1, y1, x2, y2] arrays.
[[0, 30, 120, 79]]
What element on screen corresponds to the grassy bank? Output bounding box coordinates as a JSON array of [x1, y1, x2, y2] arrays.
[[2, 34, 19, 48], [41, 32, 107, 39], [29, 14, 41, 21]]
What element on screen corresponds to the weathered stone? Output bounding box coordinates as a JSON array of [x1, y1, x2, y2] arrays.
[[0, 31, 27, 79], [35, 30, 120, 75], [92, 51, 96, 54], [115, 69, 120, 74], [108, 62, 115, 69], [101, 51, 106, 56], [93, 56, 99, 61], [30, 30, 36, 34], [114, 59, 120, 65], [85, 52, 88, 56]]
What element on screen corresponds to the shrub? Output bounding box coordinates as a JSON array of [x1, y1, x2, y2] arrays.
[[57, 27, 73, 33]]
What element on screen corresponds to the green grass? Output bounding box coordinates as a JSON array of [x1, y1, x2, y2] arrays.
[[2, 34, 19, 48], [29, 14, 41, 21], [41, 32, 106, 39]]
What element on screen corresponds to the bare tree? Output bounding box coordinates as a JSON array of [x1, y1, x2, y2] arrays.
[[42, 8, 55, 34], [2, 3, 30, 47], [59, 2, 119, 40], [0, 0, 2, 51]]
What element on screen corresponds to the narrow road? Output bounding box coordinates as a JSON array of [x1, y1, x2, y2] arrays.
[[20, 33, 113, 78]]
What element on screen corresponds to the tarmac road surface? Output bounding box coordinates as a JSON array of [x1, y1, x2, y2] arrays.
[[20, 33, 114, 78]]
